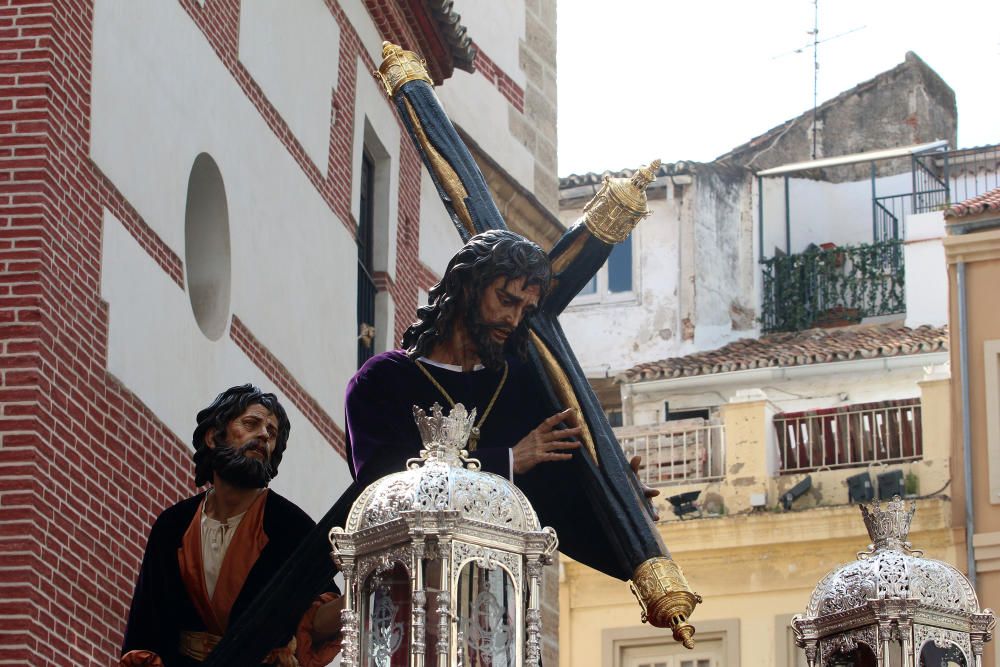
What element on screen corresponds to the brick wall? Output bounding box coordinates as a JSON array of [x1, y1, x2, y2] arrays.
[[0, 0, 557, 663], [0, 1, 435, 664]]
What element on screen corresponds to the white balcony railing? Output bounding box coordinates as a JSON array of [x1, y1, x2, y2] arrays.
[[775, 399, 922, 474], [615, 418, 726, 487]]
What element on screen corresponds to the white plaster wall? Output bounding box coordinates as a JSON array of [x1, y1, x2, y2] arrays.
[[691, 170, 755, 337], [91, 1, 355, 444], [101, 211, 352, 519], [336, 0, 382, 64], [238, 0, 339, 174], [761, 172, 912, 254], [418, 170, 463, 275], [559, 203, 682, 375], [452, 0, 526, 88], [904, 211, 949, 328], [436, 70, 534, 190]]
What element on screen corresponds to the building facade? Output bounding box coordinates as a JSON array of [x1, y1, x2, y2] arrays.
[[555, 52, 1000, 667], [944, 187, 1000, 667], [0, 1, 559, 664]]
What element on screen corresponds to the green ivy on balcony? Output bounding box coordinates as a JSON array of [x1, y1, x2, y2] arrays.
[[760, 240, 905, 333]]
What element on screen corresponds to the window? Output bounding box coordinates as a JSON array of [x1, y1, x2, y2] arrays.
[[775, 614, 810, 667], [572, 235, 637, 305], [608, 235, 633, 293], [357, 149, 376, 368], [603, 619, 738, 667]]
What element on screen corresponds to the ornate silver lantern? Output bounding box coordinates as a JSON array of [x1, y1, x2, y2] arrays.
[[329, 403, 558, 667], [792, 497, 995, 667]]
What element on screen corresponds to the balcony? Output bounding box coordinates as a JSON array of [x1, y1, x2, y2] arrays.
[[615, 418, 725, 487], [760, 240, 904, 333], [775, 398, 922, 473], [620, 390, 948, 521], [757, 142, 1000, 333]]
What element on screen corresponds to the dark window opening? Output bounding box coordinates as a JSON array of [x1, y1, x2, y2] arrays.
[[608, 235, 632, 293], [357, 149, 376, 369], [664, 402, 710, 422]]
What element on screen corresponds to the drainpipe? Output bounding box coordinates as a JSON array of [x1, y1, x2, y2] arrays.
[[957, 260, 977, 588]]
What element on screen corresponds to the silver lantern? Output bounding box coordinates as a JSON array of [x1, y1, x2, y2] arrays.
[[792, 496, 995, 667], [329, 403, 558, 667]]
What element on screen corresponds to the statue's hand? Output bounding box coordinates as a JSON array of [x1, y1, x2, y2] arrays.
[[512, 409, 582, 475], [630, 455, 661, 521]]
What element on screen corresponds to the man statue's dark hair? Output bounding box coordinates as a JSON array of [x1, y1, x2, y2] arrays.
[[191, 384, 291, 486], [402, 229, 552, 363]]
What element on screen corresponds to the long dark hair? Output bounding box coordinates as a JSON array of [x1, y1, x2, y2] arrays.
[[191, 384, 290, 486], [402, 230, 551, 361]]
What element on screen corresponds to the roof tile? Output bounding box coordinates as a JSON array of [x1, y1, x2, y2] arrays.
[[945, 186, 1000, 219], [619, 324, 948, 383]]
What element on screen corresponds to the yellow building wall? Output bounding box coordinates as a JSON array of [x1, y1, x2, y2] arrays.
[[944, 223, 1000, 667], [560, 383, 960, 666]]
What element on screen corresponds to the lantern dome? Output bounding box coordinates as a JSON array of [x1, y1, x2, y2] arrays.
[[792, 497, 995, 667], [343, 403, 541, 533], [330, 402, 559, 667], [804, 497, 979, 618]]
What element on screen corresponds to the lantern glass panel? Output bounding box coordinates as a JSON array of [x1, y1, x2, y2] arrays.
[[361, 562, 411, 667], [827, 643, 876, 666], [919, 642, 967, 667], [456, 561, 516, 667]]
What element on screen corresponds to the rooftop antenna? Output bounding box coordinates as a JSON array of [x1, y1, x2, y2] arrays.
[[771, 1, 866, 159]]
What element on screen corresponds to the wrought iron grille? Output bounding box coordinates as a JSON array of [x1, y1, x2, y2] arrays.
[[615, 419, 725, 487], [760, 240, 904, 333], [775, 398, 922, 473]]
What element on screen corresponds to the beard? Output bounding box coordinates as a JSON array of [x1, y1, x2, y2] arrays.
[[466, 312, 520, 371], [210, 436, 274, 489]]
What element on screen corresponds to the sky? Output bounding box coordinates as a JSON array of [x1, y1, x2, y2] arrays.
[[556, 0, 1000, 176]]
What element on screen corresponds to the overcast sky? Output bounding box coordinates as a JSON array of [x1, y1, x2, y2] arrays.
[[556, 0, 1000, 176]]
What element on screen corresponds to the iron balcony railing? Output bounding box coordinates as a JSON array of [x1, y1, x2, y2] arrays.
[[775, 398, 922, 474], [760, 240, 904, 333], [615, 418, 725, 487], [939, 143, 1000, 207], [872, 144, 1000, 241]]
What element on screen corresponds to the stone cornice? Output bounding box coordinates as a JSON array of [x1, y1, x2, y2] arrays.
[[944, 227, 1000, 264]]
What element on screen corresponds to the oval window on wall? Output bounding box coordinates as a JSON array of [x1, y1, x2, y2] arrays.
[[184, 153, 231, 341]]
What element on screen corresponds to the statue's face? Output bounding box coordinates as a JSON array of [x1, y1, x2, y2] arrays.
[[220, 404, 279, 461], [206, 403, 280, 488], [474, 275, 540, 350]]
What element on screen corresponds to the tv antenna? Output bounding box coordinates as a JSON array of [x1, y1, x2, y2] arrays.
[[771, 0, 866, 159]]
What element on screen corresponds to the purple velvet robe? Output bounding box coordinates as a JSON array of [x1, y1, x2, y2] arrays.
[[346, 350, 553, 485]]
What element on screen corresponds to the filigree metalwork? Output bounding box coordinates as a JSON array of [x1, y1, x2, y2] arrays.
[[914, 625, 971, 664], [348, 403, 540, 533], [859, 495, 917, 552], [453, 543, 520, 578], [525, 608, 542, 667], [412, 589, 427, 656], [368, 582, 404, 667], [582, 161, 659, 244], [357, 545, 411, 582], [436, 595, 451, 658], [793, 499, 995, 667], [819, 625, 877, 666], [375, 41, 433, 97], [340, 608, 359, 667], [629, 557, 701, 648]]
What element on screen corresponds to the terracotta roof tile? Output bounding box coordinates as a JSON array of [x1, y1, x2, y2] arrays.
[[619, 324, 948, 383], [945, 186, 1000, 219]]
